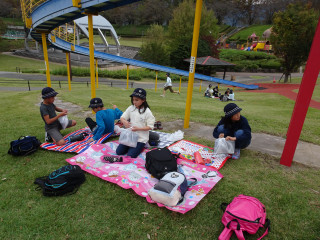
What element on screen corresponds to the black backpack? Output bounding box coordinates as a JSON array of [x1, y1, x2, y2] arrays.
[[8, 136, 41, 156], [145, 148, 178, 179], [34, 165, 86, 196]]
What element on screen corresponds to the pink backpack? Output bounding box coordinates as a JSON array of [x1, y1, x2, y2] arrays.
[[219, 194, 270, 240]]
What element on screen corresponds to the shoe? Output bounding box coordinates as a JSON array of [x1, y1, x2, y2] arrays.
[[103, 155, 123, 163], [157, 121, 163, 130], [160, 95, 165, 97], [45, 132, 53, 142], [232, 148, 241, 160], [91, 126, 98, 132], [177, 92, 180, 95], [153, 122, 158, 130]]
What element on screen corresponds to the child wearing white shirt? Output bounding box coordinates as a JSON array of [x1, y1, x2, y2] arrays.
[[116, 88, 155, 158]]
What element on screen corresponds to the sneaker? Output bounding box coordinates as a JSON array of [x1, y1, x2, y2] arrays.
[[157, 121, 163, 130], [45, 132, 52, 142], [177, 91, 180, 95], [232, 148, 241, 160], [103, 156, 123, 163], [91, 126, 98, 132], [160, 95, 165, 97]]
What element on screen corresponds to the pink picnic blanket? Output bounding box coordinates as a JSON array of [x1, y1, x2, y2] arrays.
[[168, 140, 230, 170], [66, 141, 223, 214], [40, 127, 115, 153]]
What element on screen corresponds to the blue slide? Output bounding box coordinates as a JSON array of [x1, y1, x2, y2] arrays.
[[29, 0, 258, 89]]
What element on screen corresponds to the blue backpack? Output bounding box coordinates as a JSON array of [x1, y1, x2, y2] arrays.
[[8, 136, 41, 156], [34, 165, 86, 196]]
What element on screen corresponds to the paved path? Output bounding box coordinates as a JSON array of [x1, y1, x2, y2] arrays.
[[164, 120, 320, 169]]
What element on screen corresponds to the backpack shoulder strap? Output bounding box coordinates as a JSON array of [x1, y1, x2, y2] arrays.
[[257, 218, 270, 240], [218, 227, 233, 240]]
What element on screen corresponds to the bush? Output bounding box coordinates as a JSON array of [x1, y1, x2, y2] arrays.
[[219, 49, 281, 72]]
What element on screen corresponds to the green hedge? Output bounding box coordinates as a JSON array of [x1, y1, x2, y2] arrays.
[[219, 49, 281, 72], [50, 67, 188, 81]]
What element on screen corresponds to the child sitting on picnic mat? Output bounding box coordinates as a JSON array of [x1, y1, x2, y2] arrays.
[[40, 87, 77, 145], [213, 103, 251, 159], [85, 98, 123, 142], [116, 88, 155, 158]]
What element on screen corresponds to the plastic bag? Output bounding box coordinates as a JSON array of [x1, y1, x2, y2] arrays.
[[58, 115, 69, 130], [119, 128, 139, 148], [166, 130, 184, 142], [214, 138, 235, 154]]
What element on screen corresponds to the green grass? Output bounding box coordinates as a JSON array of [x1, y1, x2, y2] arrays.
[[79, 35, 143, 48], [0, 85, 319, 239], [0, 54, 65, 72], [229, 25, 273, 43]]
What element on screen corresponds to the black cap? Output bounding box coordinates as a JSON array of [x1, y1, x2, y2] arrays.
[[130, 88, 146, 99], [88, 98, 104, 108], [166, 73, 170, 76], [42, 87, 58, 99], [224, 103, 242, 118]]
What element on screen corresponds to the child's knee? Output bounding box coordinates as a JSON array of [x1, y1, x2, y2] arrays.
[[56, 139, 66, 146]]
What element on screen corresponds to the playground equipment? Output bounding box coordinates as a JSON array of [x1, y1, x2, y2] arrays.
[[20, 0, 258, 90]]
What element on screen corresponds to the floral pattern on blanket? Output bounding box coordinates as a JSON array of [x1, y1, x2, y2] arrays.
[[66, 141, 223, 214]]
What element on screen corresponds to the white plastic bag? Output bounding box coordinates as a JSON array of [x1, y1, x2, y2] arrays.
[[119, 128, 139, 148], [214, 138, 235, 154], [58, 115, 69, 130], [166, 130, 184, 142]]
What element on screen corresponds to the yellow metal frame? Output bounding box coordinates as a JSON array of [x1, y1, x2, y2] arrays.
[[66, 52, 72, 91], [95, 59, 99, 88], [126, 65, 129, 89], [179, 76, 182, 93], [41, 33, 51, 87], [184, 0, 202, 129], [88, 14, 96, 98], [155, 71, 158, 92]]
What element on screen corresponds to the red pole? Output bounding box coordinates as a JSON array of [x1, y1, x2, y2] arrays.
[[280, 17, 320, 166]]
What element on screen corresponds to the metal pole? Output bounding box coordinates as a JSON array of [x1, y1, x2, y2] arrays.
[[280, 17, 320, 167], [66, 52, 71, 91], [88, 14, 96, 98], [179, 76, 182, 93], [95, 59, 99, 88], [28, 80, 30, 91], [199, 80, 202, 92], [126, 64, 129, 89], [155, 71, 158, 92], [41, 33, 51, 87], [184, 0, 203, 128]]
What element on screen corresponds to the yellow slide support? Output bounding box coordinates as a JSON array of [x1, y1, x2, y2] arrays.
[[66, 52, 71, 91], [155, 71, 158, 92], [88, 14, 96, 98], [184, 0, 202, 129], [41, 33, 51, 87]]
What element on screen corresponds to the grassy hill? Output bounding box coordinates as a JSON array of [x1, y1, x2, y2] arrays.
[[228, 25, 272, 43]]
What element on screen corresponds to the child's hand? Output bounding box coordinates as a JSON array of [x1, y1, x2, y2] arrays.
[[131, 126, 139, 131], [225, 136, 236, 141], [123, 121, 131, 128], [112, 105, 117, 109]]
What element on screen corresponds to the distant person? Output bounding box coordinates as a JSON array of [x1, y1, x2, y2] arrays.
[[161, 73, 180, 97], [229, 89, 235, 101], [116, 88, 155, 158], [213, 103, 251, 159], [40, 87, 77, 145], [204, 84, 213, 98], [85, 98, 123, 142], [212, 86, 219, 97]]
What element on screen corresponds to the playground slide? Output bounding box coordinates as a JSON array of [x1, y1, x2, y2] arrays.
[[29, 0, 259, 90]]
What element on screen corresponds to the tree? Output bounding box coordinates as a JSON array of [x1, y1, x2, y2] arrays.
[[139, 24, 169, 65], [167, 0, 219, 69], [270, 3, 318, 82], [232, 0, 260, 25]]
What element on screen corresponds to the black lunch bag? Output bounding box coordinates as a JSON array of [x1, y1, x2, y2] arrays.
[[145, 148, 178, 179]]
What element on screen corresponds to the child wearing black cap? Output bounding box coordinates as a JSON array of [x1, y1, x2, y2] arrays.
[[213, 103, 251, 159], [40, 87, 76, 145], [85, 98, 123, 141], [116, 88, 155, 158], [161, 73, 180, 97]]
